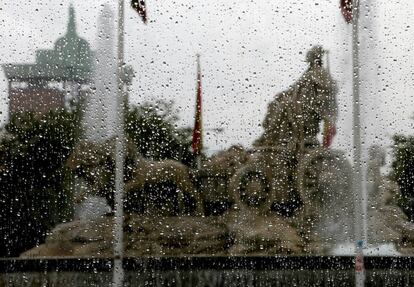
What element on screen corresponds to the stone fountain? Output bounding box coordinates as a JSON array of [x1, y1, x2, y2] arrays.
[[20, 46, 414, 259]]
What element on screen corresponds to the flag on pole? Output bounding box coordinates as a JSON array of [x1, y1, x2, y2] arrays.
[[322, 50, 337, 149], [192, 54, 203, 155], [131, 0, 147, 23], [323, 120, 336, 148], [340, 0, 353, 23]]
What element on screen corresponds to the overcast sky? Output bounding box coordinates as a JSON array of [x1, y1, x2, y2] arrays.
[[0, 0, 413, 159]]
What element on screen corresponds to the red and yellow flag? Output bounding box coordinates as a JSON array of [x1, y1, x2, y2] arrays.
[[323, 120, 336, 148], [192, 54, 203, 155], [340, 0, 353, 23], [131, 0, 147, 24]]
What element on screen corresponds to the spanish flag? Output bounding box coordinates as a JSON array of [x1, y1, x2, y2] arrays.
[[323, 120, 336, 148], [340, 0, 353, 23], [131, 0, 147, 24], [192, 54, 203, 155]]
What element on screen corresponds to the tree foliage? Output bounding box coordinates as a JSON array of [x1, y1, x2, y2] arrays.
[[0, 100, 195, 256], [125, 101, 196, 166], [0, 109, 81, 256], [391, 134, 414, 220]]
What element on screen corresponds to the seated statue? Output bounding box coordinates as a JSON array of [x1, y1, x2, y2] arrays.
[[227, 46, 345, 237], [255, 45, 338, 150]]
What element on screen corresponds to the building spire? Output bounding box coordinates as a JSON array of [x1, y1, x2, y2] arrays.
[[67, 4, 77, 36]]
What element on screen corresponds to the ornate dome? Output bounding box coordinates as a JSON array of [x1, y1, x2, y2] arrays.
[[53, 5, 92, 70]]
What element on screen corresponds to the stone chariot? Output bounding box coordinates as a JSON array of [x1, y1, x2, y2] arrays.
[[201, 46, 352, 225]]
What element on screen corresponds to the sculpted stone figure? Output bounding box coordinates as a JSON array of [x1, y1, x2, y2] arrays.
[[196, 145, 251, 215], [202, 145, 250, 177], [255, 45, 337, 150], [67, 139, 204, 216], [229, 46, 341, 216]]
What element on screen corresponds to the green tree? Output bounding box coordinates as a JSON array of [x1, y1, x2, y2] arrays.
[[391, 134, 414, 220], [0, 109, 81, 256], [125, 101, 196, 166], [0, 100, 195, 256]]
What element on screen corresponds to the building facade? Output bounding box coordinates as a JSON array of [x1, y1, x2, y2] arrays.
[[2, 5, 93, 118]]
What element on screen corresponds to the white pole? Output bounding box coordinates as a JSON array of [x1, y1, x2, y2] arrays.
[[113, 0, 125, 286], [352, 0, 367, 286]]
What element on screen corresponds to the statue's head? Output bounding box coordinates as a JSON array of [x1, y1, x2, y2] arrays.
[[306, 45, 325, 66]]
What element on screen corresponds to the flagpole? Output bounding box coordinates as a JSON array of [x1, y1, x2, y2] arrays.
[[113, 0, 125, 286], [196, 54, 201, 169], [352, 0, 367, 286], [193, 54, 203, 169]]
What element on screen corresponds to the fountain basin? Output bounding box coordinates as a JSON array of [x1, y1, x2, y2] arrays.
[[2, 257, 414, 286]]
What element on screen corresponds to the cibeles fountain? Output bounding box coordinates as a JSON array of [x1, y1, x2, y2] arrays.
[[20, 38, 414, 261]]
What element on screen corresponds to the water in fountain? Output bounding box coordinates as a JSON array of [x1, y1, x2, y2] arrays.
[[76, 4, 117, 219], [83, 4, 117, 142], [312, 150, 355, 253], [329, 145, 414, 256]]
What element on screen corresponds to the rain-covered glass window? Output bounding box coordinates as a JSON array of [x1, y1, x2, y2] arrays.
[[0, 1, 413, 286]]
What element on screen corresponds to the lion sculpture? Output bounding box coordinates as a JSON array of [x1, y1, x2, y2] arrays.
[[66, 139, 204, 216]]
